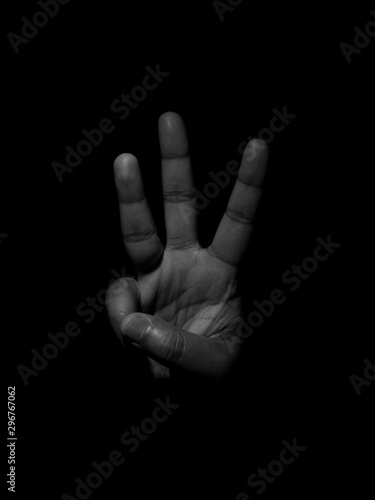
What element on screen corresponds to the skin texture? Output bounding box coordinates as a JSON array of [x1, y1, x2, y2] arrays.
[[106, 112, 268, 379]]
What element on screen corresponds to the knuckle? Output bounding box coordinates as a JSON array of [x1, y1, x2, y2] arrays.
[[159, 330, 186, 365]]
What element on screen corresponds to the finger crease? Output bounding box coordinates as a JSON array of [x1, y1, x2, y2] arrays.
[[164, 189, 196, 203], [206, 245, 238, 268], [169, 332, 186, 365], [165, 240, 199, 251], [237, 176, 263, 189], [119, 196, 146, 205], [123, 228, 157, 242], [225, 208, 254, 226]]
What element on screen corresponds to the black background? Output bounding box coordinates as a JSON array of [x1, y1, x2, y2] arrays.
[[3, 1, 374, 499]]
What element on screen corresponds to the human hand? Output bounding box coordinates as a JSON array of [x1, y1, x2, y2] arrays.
[[106, 112, 268, 378]]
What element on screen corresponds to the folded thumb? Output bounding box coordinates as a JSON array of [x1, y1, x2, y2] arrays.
[[120, 313, 232, 378]]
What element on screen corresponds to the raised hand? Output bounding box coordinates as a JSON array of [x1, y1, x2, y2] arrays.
[[106, 112, 268, 378]]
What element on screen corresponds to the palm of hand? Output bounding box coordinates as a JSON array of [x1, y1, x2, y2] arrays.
[[140, 246, 240, 334]]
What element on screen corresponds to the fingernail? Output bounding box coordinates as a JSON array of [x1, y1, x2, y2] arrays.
[[122, 315, 150, 343]]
